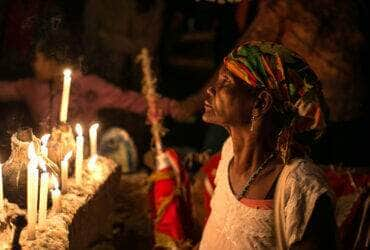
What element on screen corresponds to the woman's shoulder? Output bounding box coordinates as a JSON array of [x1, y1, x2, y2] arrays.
[[285, 158, 330, 190], [281, 158, 333, 207], [277, 158, 334, 246]]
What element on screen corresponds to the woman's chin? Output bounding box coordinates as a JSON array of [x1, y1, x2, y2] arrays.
[[202, 113, 211, 122], [202, 112, 219, 125]]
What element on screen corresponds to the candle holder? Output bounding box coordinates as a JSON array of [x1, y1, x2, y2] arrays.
[[48, 122, 76, 168], [2, 128, 58, 208], [2, 128, 40, 208]]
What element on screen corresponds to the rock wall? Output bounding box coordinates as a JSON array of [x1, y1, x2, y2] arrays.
[[240, 0, 369, 121]]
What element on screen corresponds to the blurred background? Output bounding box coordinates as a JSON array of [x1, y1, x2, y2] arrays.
[[0, 0, 369, 167]]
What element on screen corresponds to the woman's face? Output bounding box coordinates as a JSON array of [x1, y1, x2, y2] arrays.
[[202, 67, 255, 127], [33, 52, 58, 81]]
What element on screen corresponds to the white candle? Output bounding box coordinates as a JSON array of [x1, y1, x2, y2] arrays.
[[75, 124, 84, 185], [60, 68, 72, 123], [87, 154, 98, 173], [87, 155, 103, 181], [38, 159, 49, 226], [0, 162, 4, 213], [27, 143, 39, 239], [50, 175, 61, 213], [89, 123, 99, 157], [61, 151, 72, 193], [40, 134, 51, 158]]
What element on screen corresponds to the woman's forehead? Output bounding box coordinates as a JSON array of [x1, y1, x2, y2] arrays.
[[219, 66, 233, 78], [218, 66, 254, 90]]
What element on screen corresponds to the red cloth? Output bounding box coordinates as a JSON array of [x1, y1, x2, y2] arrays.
[[323, 168, 370, 248], [150, 167, 184, 241], [149, 148, 192, 247], [201, 153, 221, 221], [324, 168, 370, 197]]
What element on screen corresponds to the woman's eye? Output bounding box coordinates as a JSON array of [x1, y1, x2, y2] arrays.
[[221, 79, 233, 86], [215, 77, 233, 90], [216, 80, 227, 89]]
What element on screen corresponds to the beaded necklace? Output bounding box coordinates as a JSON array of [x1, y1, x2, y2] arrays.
[[233, 152, 275, 200]]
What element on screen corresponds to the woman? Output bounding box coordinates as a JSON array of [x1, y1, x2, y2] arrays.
[[0, 34, 181, 134], [198, 42, 337, 249]]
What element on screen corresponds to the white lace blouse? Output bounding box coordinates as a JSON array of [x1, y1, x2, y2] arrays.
[[199, 137, 331, 250]]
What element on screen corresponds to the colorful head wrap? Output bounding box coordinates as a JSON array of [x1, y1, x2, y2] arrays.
[[224, 41, 327, 162]]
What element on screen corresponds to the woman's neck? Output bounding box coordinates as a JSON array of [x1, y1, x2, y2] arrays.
[[230, 125, 276, 176]]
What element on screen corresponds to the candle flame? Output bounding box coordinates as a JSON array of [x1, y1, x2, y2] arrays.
[[51, 175, 59, 190], [75, 123, 83, 136], [89, 123, 99, 133], [63, 68, 72, 77], [40, 134, 51, 146], [88, 154, 98, 172], [27, 142, 37, 160], [63, 151, 73, 162]]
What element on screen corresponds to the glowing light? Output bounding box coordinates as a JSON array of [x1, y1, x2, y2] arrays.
[[40, 134, 51, 158], [63, 68, 72, 77], [51, 175, 61, 213], [89, 123, 99, 157], [60, 68, 72, 122], [88, 154, 98, 173], [75, 123, 83, 136], [75, 124, 84, 185], [61, 150, 73, 193]]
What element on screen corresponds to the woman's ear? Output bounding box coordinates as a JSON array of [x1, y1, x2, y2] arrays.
[[253, 90, 273, 117]]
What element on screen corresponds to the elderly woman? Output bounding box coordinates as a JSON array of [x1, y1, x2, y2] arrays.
[[198, 42, 337, 249]]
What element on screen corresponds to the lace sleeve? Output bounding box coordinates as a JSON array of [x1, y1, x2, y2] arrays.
[[283, 160, 333, 247]]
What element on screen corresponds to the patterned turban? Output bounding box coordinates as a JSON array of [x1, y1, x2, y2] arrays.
[[224, 41, 327, 162]]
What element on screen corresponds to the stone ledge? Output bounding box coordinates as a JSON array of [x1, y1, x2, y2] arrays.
[[17, 156, 120, 250]]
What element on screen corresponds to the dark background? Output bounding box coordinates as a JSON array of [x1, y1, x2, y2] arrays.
[[0, 0, 369, 167]]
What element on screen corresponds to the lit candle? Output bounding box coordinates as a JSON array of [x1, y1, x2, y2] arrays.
[[38, 159, 49, 226], [61, 151, 72, 193], [87, 154, 98, 173], [87, 154, 103, 181], [89, 123, 99, 157], [60, 68, 72, 123], [51, 175, 61, 213], [0, 162, 4, 213], [75, 124, 84, 185], [27, 143, 39, 239], [40, 134, 51, 158]]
